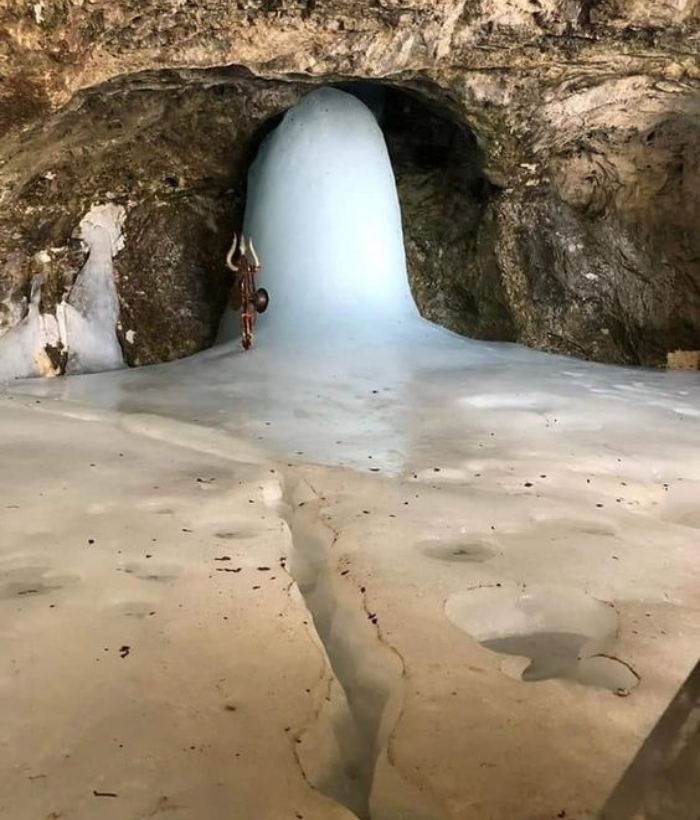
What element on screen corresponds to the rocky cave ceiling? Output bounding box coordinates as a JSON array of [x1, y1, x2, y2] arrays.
[[0, 0, 698, 367]]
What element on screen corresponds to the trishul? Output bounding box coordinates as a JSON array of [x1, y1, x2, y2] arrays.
[[226, 233, 269, 350]]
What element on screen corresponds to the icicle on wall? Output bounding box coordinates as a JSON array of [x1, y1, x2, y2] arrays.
[[64, 204, 126, 375], [0, 276, 63, 380], [220, 87, 418, 343]]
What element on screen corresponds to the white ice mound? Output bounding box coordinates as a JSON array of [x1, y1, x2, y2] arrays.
[[0, 277, 63, 380], [0, 203, 125, 380], [239, 87, 418, 340]]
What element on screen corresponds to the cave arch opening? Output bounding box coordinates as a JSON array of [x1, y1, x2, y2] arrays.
[[0, 67, 510, 375]]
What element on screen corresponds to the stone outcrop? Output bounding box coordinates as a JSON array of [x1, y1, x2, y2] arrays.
[[0, 1, 698, 367]]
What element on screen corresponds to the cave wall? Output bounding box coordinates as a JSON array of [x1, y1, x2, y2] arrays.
[[0, 71, 310, 365], [381, 89, 516, 343], [0, 0, 698, 367]]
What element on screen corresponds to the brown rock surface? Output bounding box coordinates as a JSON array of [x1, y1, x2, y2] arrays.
[[0, 1, 698, 366]]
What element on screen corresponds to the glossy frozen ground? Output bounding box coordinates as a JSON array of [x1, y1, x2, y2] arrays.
[[2, 317, 699, 820]]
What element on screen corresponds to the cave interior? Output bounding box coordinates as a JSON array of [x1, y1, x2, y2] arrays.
[[0, 31, 699, 820]]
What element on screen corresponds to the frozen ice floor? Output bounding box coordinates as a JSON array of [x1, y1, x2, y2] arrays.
[[1, 321, 700, 820]]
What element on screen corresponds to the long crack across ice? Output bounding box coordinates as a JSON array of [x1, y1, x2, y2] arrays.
[[281, 476, 445, 820]]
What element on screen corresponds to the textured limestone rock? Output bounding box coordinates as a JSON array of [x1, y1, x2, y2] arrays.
[[0, 0, 698, 366], [0, 70, 308, 366], [382, 89, 516, 342], [667, 350, 700, 369]]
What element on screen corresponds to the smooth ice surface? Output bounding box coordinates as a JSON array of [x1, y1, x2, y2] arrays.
[[219, 88, 417, 342]]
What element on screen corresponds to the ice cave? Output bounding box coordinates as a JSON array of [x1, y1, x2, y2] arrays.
[[1, 14, 700, 820]]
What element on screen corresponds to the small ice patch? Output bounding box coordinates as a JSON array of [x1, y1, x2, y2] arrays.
[[461, 393, 561, 412]]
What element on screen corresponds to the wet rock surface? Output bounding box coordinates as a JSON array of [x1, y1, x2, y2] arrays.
[[0, 2, 698, 366]]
